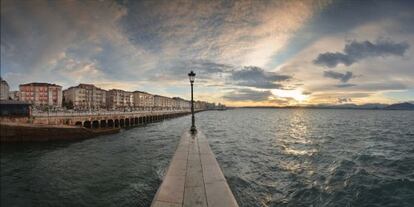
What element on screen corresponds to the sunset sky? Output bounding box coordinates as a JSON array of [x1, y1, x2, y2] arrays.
[[1, 0, 414, 106]]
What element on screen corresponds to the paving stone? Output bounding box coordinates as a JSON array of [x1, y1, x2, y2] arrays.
[[200, 154, 218, 166], [183, 186, 208, 207], [176, 145, 189, 152], [188, 142, 200, 154], [205, 181, 239, 207], [173, 151, 188, 160], [152, 201, 182, 207], [185, 161, 204, 187], [202, 162, 226, 184], [199, 143, 212, 155], [156, 175, 185, 204], [167, 159, 187, 176]]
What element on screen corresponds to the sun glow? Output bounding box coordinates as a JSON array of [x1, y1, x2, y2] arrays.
[[271, 89, 309, 102]]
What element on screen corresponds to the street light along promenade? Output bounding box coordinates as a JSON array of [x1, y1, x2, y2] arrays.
[[188, 70, 197, 134]]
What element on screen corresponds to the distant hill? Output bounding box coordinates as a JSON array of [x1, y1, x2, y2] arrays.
[[305, 103, 388, 109], [236, 102, 414, 110], [384, 102, 414, 110]]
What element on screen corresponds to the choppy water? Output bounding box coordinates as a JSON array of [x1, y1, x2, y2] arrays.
[[1, 109, 414, 206]]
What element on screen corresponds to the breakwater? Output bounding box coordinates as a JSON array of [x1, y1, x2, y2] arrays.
[[0, 123, 120, 142]]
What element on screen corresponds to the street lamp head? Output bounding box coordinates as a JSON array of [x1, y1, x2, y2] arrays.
[[188, 70, 196, 83]]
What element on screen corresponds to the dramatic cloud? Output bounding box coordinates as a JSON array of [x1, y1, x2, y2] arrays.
[[314, 39, 410, 67], [148, 59, 233, 83], [323, 70, 354, 83], [229, 66, 291, 89], [222, 88, 272, 102], [1, 0, 414, 106]]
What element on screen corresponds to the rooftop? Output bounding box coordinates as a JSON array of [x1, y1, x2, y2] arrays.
[[65, 83, 105, 91], [0, 79, 9, 86], [20, 82, 61, 87], [133, 90, 151, 95]]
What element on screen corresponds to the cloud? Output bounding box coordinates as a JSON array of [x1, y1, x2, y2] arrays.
[[335, 83, 357, 88], [2, 0, 414, 106], [337, 98, 352, 103], [323, 70, 354, 83], [315, 53, 354, 67], [1, 0, 128, 70], [229, 66, 291, 89], [222, 88, 300, 106], [222, 88, 272, 102], [161, 59, 233, 78], [314, 39, 410, 67]]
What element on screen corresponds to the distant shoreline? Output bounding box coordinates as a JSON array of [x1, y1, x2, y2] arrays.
[[230, 105, 414, 111]]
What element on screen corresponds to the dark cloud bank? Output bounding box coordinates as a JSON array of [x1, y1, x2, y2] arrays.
[[229, 66, 291, 89], [218, 66, 293, 102], [314, 39, 410, 67], [222, 88, 272, 102], [323, 70, 354, 83]]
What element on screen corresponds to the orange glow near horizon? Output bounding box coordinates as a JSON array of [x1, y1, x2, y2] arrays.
[[271, 89, 309, 102]]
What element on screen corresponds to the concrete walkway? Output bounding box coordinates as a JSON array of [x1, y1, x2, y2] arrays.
[[151, 131, 239, 207]]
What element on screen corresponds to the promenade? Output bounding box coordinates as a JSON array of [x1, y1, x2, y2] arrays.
[[22, 110, 199, 127], [151, 130, 238, 207]]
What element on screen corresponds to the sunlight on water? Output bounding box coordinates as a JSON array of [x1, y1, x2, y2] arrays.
[[198, 109, 414, 207], [279, 110, 317, 156]]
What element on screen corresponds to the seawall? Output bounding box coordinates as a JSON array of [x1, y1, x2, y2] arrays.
[[0, 123, 120, 142], [0, 110, 203, 143]]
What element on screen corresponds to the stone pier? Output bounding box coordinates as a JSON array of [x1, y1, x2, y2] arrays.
[[151, 131, 239, 207]]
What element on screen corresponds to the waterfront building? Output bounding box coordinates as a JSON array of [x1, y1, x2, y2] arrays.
[[166, 97, 173, 110], [63, 84, 106, 110], [19, 82, 62, 108], [106, 89, 134, 110], [194, 101, 209, 110], [154, 95, 173, 110], [172, 97, 190, 110], [0, 78, 10, 100], [133, 91, 154, 110]]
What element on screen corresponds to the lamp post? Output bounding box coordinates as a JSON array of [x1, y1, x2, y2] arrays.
[[188, 70, 197, 133]]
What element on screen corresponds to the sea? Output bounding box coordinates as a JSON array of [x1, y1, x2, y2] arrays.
[[1, 109, 414, 207]]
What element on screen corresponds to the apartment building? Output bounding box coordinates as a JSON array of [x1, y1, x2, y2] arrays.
[[194, 101, 208, 110], [19, 82, 62, 107], [172, 97, 190, 110], [106, 89, 133, 110], [63, 84, 106, 110], [0, 78, 10, 100], [154, 95, 173, 110], [133, 91, 154, 110]]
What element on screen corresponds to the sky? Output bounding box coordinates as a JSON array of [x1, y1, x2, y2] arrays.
[[1, 0, 414, 106]]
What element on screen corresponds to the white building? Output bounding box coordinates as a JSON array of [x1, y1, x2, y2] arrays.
[[63, 84, 106, 110], [172, 97, 190, 110], [154, 95, 173, 110], [133, 91, 154, 110], [0, 78, 10, 100], [106, 89, 134, 110]]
